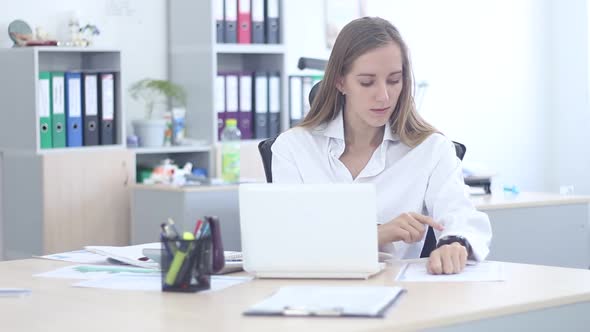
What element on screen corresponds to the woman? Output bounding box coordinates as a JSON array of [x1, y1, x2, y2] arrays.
[[272, 17, 491, 275]]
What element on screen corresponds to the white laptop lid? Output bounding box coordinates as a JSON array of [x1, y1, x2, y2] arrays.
[[239, 184, 379, 277]]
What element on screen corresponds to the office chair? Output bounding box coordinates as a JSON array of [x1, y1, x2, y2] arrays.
[[258, 73, 467, 258]]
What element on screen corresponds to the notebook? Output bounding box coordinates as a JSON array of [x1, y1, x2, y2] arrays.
[[244, 286, 405, 317], [239, 184, 381, 279]]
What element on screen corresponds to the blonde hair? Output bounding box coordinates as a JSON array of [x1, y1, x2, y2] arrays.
[[298, 17, 437, 147]]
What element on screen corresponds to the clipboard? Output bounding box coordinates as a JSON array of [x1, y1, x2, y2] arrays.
[[243, 286, 405, 318]]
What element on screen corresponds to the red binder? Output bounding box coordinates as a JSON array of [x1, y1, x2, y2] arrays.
[[238, 0, 252, 44]]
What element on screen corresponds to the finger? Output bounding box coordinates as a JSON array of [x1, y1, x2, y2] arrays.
[[428, 250, 443, 275], [451, 245, 462, 274], [404, 216, 427, 239], [408, 212, 444, 231], [459, 245, 468, 272], [397, 228, 412, 243], [400, 223, 421, 243], [441, 247, 455, 274]]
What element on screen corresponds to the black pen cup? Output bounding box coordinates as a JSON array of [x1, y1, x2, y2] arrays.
[[161, 236, 213, 292]]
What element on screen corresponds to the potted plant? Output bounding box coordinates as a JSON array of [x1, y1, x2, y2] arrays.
[[129, 78, 187, 147]]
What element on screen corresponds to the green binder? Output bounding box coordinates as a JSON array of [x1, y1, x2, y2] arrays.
[[38, 71, 53, 149], [51, 72, 66, 148]]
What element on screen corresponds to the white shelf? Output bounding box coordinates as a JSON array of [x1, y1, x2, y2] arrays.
[[38, 145, 126, 154], [215, 44, 286, 54], [131, 145, 212, 154]]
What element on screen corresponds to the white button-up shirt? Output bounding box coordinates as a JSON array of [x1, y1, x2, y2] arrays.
[[271, 111, 492, 261]]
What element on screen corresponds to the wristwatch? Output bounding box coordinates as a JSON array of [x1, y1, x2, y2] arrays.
[[437, 235, 473, 258]]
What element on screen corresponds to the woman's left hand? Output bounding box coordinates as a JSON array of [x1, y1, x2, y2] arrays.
[[427, 242, 468, 275]]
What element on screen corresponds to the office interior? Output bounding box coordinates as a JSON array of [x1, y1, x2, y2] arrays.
[[1, 0, 590, 330]]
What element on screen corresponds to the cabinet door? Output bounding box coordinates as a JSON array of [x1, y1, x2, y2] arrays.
[[42, 150, 135, 253]]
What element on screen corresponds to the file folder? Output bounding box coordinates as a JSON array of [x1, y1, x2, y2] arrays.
[[289, 76, 303, 127], [64, 72, 83, 147], [254, 72, 269, 138], [82, 73, 99, 146], [238, 73, 253, 139], [225, 74, 239, 125], [98, 73, 116, 145], [38, 71, 53, 149], [215, 0, 225, 43], [215, 74, 226, 141], [268, 72, 281, 137], [224, 0, 238, 43], [265, 0, 280, 44], [251, 0, 265, 43], [244, 286, 405, 318], [237, 0, 252, 44], [51, 72, 66, 148]]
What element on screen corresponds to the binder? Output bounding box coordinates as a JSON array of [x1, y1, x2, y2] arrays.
[[254, 72, 269, 138], [225, 74, 239, 126], [244, 286, 405, 317], [38, 71, 53, 149], [268, 72, 281, 137], [98, 73, 116, 145], [224, 0, 238, 43], [251, 0, 265, 43], [289, 76, 303, 127], [215, 0, 225, 43], [265, 0, 280, 44], [50, 72, 66, 148], [64, 72, 83, 147], [82, 73, 99, 146], [237, 0, 252, 44], [302, 76, 314, 120], [215, 74, 226, 141], [238, 73, 253, 139]]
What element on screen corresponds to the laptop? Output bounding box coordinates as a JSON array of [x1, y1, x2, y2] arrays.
[[239, 183, 381, 279]]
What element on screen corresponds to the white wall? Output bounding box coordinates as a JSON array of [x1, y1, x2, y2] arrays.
[[286, 0, 590, 194], [0, 0, 168, 134], [546, 0, 590, 194]]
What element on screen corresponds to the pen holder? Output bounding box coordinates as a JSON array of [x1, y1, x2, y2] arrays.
[[161, 236, 213, 292]]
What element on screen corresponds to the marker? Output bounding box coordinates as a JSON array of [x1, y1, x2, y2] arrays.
[[165, 232, 195, 286]]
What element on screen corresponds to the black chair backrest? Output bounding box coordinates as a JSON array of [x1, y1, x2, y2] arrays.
[[257, 80, 467, 258]]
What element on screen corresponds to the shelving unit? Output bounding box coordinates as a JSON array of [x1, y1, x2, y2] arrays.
[[0, 47, 134, 258], [163, 0, 287, 179]]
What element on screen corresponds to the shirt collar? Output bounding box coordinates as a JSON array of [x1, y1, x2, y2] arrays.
[[316, 109, 399, 142]]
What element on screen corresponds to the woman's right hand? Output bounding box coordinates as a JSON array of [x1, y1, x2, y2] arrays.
[[378, 212, 444, 247]]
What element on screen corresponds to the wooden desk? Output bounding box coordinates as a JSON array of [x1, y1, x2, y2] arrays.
[[2, 259, 590, 331], [471, 192, 590, 269]]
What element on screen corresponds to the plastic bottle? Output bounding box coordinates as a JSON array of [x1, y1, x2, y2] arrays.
[[221, 118, 241, 183]]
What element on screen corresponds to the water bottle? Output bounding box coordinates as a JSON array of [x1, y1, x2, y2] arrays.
[[221, 118, 241, 183]]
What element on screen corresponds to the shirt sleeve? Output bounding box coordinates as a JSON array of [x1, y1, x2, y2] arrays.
[[424, 138, 492, 261], [271, 132, 304, 184]]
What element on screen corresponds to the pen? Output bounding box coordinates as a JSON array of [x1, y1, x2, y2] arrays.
[[197, 220, 210, 239], [167, 218, 181, 238], [165, 232, 195, 286], [193, 219, 203, 236]]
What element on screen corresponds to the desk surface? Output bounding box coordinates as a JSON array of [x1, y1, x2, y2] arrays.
[[471, 192, 590, 210], [2, 259, 590, 332]]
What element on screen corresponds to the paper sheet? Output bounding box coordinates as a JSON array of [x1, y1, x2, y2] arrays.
[[85, 243, 160, 269], [34, 265, 158, 280], [395, 261, 505, 282], [73, 274, 252, 292], [34, 250, 110, 265]]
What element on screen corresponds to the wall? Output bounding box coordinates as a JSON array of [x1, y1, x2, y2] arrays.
[[546, 0, 590, 194]]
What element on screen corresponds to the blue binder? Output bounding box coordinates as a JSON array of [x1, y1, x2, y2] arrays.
[[64, 72, 83, 147]]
